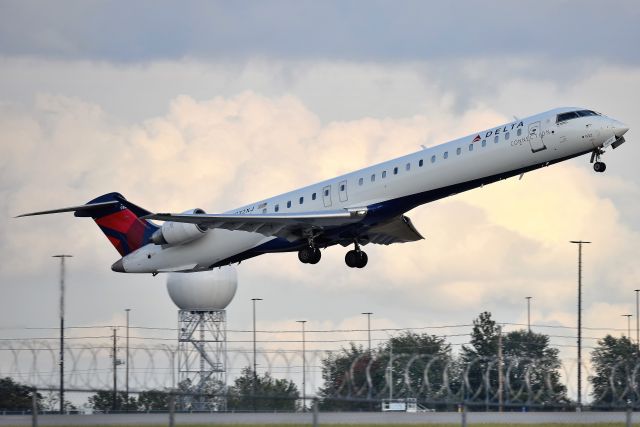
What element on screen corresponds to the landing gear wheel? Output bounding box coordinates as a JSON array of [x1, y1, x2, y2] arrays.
[[593, 161, 606, 173], [308, 248, 321, 264], [345, 250, 368, 268], [355, 251, 368, 268], [298, 247, 321, 264], [345, 250, 358, 268]]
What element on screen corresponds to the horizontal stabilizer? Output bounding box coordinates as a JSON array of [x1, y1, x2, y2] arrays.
[[15, 201, 120, 218]]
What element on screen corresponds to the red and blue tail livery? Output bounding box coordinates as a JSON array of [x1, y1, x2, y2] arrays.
[[74, 193, 158, 256], [17, 192, 158, 257]]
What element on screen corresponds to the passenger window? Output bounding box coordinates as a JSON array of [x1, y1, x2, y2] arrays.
[[393, 167, 398, 175], [324, 189, 329, 196], [443, 151, 448, 159], [371, 174, 375, 182], [456, 147, 461, 155], [382, 170, 387, 178], [481, 140, 486, 147], [262, 208, 267, 214], [517, 128, 522, 136], [312, 193, 316, 200], [431, 155, 436, 163], [494, 135, 499, 144], [419, 159, 423, 167], [358, 177, 363, 186], [469, 144, 474, 152], [287, 201, 291, 208], [505, 132, 510, 140], [299, 197, 304, 204], [275, 204, 279, 212], [405, 163, 410, 171], [340, 184, 345, 191]]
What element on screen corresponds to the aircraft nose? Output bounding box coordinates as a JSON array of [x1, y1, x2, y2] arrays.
[[612, 119, 629, 137], [111, 258, 125, 273]]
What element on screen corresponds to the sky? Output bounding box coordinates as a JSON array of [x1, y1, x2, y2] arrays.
[[1, 0, 640, 398]]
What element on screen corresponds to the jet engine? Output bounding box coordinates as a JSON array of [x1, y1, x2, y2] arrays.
[[151, 208, 207, 245]]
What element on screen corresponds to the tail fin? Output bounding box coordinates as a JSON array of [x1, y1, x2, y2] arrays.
[[75, 193, 158, 256], [17, 192, 158, 257]]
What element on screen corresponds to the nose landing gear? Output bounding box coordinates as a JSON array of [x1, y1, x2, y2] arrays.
[[593, 161, 606, 173], [590, 148, 606, 173]]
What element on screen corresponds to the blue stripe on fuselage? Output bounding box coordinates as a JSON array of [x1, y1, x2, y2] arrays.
[[208, 149, 591, 269]]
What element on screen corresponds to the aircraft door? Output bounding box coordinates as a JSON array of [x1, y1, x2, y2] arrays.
[[528, 121, 547, 153], [338, 180, 348, 202], [322, 185, 332, 207]]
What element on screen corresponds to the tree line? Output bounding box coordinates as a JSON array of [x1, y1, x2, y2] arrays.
[[1, 311, 639, 412]]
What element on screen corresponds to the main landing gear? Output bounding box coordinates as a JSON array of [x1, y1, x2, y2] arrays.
[[590, 148, 606, 173], [298, 246, 321, 264], [345, 242, 368, 269]]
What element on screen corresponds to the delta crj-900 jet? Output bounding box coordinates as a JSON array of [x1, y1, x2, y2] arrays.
[[19, 107, 629, 273]]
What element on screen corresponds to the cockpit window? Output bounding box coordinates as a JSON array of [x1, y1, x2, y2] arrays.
[[556, 111, 579, 123], [557, 110, 600, 123]]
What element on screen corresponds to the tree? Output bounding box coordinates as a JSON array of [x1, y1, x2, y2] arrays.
[[41, 390, 77, 413], [0, 377, 41, 411], [227, 368, 299, 411], [318, 333, 454, 411], [460, 312, 501, 405], [381, 332, 455, 405], [590, 335, 640, 407], [461, 312, 567, 409], [87, 391, 137, 412], [502, 330, 567, 406], [317, 343, 382, 411], [137, 390, 169, 412]]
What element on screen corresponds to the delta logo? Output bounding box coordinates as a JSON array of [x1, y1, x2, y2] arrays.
[[472, 135, 481, 143]]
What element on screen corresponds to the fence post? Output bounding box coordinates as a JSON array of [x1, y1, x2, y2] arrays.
[[31, 388, 38, 427], [626, 403, 632, 427], [168, 394, 175, 427], [312, 398, 319, 427], [461, 402, 467, 427]]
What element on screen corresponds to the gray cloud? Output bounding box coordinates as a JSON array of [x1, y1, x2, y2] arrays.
[[1, 1, 639, 64]]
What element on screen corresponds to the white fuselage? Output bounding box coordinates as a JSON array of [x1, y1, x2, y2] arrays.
[[121, 107, 627, 273]]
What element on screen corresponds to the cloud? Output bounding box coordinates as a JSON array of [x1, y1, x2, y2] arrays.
[[1, 1, 639, 65]]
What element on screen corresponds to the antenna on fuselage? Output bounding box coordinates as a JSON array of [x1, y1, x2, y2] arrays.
[[420, 144, 427, 150]]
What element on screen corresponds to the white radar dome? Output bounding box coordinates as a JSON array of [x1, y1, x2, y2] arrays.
[[166, 267, 238, 311]]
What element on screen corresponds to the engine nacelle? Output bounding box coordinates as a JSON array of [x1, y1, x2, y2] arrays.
[[151, 208, 207, 246]]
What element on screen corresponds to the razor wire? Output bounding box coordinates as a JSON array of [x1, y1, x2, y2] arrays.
[[3, 339, 640, 409]]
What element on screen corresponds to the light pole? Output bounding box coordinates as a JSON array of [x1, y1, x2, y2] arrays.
[[52, 254, 72, 414], [525, 297, 532, 333], [570, 240, 590, 412], [622, 314, 632, 339], [296, 320, 307, 412], [125, 308, 131, 408], [362, 312, 373, 353], [635, 290, 640, 352], [251, 298, 262, 411]]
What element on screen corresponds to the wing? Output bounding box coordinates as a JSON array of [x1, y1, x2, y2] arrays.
[[362, 215, 425, 245], [144, 208, 368, 242]]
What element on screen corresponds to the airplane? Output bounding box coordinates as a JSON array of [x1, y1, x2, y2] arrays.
[[18, 107, 629, 274]]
